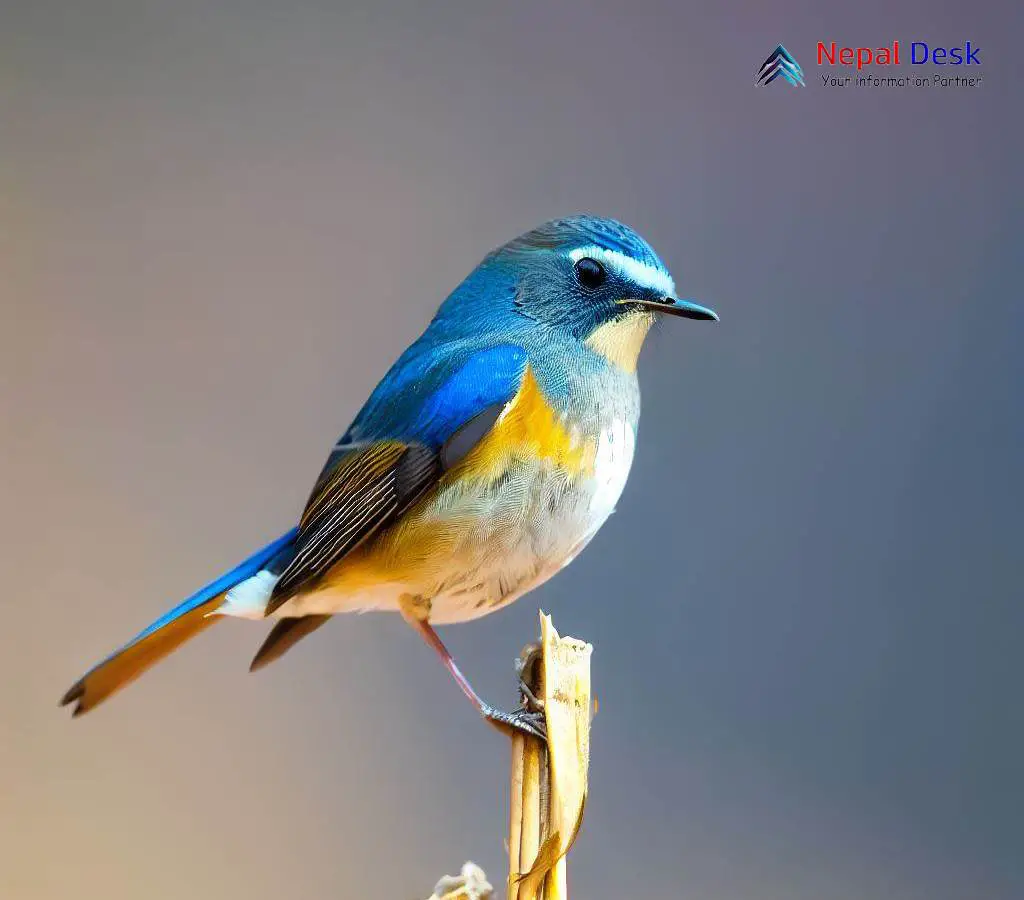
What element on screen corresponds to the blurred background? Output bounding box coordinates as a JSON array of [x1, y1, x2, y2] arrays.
[[2, 2, 1021, 898]]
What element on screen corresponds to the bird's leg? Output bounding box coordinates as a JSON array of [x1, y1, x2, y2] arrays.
[[404, 614, 546, 742]]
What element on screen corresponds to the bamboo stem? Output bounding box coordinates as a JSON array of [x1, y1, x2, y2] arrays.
[[507, 612, 593, 900], [424, 613, 592, 900]]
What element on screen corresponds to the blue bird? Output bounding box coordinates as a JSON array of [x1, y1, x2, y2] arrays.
[[61, 215, 717, 736]]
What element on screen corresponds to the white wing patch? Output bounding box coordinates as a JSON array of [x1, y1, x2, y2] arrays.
[[218, 570, 280, 619], [569, 246, 675, 298]]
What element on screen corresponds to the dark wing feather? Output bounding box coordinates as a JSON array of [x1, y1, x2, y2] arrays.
[[268, 441, 440, 609], [250, 615, 331, 671], [440, 403, 507, 470], [250, 399, 511, 664]]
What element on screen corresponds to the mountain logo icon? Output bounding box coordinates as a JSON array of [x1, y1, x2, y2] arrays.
[[756, 45, 805, 87]]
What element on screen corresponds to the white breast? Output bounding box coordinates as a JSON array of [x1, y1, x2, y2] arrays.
[[589, 419, 636, 521]]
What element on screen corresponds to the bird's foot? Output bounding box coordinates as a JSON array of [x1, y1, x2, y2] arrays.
[[516, 679, 544, 711], [482, 703, 547, 742], [482, 642, 547, 741], [514, 642, 545, 709]]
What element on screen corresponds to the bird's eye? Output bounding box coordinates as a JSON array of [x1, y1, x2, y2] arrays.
[[574, 257, 606, 290]]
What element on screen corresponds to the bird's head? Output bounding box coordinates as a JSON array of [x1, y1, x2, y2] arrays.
[[440, 215, 717, 372]]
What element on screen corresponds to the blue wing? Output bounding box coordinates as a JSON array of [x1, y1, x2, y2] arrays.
[[264, 341, 528, 608], [61, 340, 532, 706], [342, 341, 528, 448]]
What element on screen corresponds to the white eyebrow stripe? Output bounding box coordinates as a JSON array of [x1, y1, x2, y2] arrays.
[[569, 245, 675, 297]]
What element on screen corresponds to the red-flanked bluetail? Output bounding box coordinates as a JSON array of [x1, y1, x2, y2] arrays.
[[61, 215, 717, 738]]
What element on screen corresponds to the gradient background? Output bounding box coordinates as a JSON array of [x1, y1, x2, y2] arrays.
[[3, 2, 1022, 898]]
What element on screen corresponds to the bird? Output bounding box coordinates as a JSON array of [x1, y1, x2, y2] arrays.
[[60, 215, 717, 736]]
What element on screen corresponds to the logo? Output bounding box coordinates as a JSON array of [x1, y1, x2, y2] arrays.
[[817, 40, 980, 70], [816, 39, 983, 88], [756, 45, 805, 87]]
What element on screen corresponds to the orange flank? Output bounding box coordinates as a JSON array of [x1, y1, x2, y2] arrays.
[[454, 365, 594, 481], [312, 365, 596, 601]]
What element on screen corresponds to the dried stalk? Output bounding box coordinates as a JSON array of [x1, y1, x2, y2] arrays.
[[507, 612, 593, 900], [423, 612, 592, 900]]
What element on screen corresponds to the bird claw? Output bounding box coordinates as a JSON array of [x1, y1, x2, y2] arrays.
[[481, 641, 547, 740], [482, 704, 547, 742], [517, 678, 544, 711]]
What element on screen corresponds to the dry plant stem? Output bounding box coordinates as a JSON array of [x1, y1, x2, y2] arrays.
[[508, 732, 525, 899], [507, 613, 593, 900], [539, 615, 591, 900]]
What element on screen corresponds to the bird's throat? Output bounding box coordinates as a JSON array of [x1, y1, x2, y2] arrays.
[[584, 310, 655, 373]]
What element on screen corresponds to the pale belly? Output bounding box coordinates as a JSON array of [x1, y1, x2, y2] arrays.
[[283, 419, 636, 624]]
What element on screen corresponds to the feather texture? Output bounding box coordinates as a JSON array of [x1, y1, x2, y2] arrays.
[[269, 443, 439, 606]]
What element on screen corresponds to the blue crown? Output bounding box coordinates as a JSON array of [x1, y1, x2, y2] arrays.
[[501, 215, 668, 273]]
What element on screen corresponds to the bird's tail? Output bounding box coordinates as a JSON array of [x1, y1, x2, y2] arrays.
[[60, 529, 297, 716]]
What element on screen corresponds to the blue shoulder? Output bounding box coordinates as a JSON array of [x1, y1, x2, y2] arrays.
[[343, 342, 527, 449], [409, 344, 526, 446]]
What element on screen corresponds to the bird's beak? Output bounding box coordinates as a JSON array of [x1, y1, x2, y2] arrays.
[[628, 296, 719, 321]]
